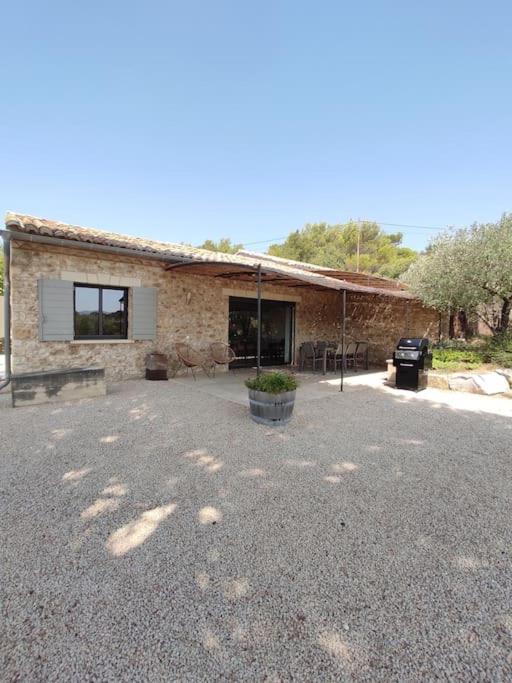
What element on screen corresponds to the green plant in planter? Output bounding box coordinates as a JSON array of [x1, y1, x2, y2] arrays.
[[245, 371, 298, 394]]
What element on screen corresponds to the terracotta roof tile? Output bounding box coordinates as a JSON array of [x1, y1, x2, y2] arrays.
[[5, 212, 247, 264], [5, 212, 415, 299]]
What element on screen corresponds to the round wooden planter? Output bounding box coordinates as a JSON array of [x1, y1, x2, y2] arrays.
[[248, 389, 296, 426]]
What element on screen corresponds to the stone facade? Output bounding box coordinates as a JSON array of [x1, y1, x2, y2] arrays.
[[9, 241, 443, 381]]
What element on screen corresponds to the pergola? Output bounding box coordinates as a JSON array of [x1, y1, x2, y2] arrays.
[[165, 258, 415, 391]]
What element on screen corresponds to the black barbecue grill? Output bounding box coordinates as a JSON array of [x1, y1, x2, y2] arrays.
[[392, 338, 432, 391]]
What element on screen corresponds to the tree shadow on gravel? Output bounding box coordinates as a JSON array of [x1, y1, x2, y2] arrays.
[[2, 379, 512, 680]]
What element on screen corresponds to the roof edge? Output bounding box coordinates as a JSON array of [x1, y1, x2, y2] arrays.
[[4, 212, 417, 299]]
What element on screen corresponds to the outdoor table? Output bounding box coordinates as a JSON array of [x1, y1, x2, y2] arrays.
[[322, 346, 337, 375]]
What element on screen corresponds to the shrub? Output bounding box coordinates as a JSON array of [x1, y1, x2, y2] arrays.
[[245, 371, 298, 394], [488, 350, 512, 368], [432, 334, 512, 370], [432, 348, 484, 371], [484, 335, 512, 368]]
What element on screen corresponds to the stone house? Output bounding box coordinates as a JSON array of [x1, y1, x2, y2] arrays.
[[1, 213, 443, 382]]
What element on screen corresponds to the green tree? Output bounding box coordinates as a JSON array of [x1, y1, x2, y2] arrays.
[[268, 221, 416, 276], [199, 238, 243, 254], [402, 214, 512, 335]]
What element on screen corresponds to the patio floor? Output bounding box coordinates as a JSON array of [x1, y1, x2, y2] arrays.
[[1, 373, 511, 680], [170, 367, 376, 405], [172, 366, 512, 417]]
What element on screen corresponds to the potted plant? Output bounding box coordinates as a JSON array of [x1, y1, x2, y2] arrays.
[[245, 371, 298, 425]]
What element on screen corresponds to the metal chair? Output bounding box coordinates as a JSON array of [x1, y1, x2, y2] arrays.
[[208, 342, 236, 375], [354, 341, 369, 370], [315, 341, 328, 355], [299, 341, 324, 371], [331, 341, 358, 371], [174, 342, 214, 379]]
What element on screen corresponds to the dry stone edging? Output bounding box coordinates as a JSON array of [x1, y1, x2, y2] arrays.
[[448, 371, 510, 396]]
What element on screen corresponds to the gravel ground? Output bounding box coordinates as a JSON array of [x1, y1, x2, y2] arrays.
[[1, 379, 511, 681]]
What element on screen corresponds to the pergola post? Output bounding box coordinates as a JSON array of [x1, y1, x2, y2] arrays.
[[256, 264, 262, 377], [340, 289, 346, 392]]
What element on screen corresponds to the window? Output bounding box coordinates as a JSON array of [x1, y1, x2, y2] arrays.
[[74, 284, 128, 339]]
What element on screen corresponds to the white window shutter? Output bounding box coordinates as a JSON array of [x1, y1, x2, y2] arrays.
[[132, 287, 157, 340], [38, 279, 74, 341]]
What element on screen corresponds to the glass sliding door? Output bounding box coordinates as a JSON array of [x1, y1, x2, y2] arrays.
[[229, 297, 295, 368]]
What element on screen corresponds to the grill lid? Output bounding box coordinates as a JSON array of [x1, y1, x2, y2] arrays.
[[396, 337, 428, 350], [395, 349, 420, 360]]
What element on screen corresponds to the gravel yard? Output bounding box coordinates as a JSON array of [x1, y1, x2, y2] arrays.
[[1, 378, 511, 681]]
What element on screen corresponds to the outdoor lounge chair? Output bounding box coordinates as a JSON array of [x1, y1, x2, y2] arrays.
[[208, 342, 236, 374], [174, 342, 213, 379]]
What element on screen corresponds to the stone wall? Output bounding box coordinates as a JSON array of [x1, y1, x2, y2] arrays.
[[9, 241, 443, 380], [289, 288, 443, 364], [347, 293, 444, 363], [10, 242, 230, 381]]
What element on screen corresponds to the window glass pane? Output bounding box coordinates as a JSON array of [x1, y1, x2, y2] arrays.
[[102, 288, 126, 336], [75, 287, 99, 336]]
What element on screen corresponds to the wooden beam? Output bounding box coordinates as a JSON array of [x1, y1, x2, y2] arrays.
[[165, 259, 258, 274], [214, 271, 257, 278], [284, 284, 331, 292], [165, 259, 204, 271], [256, 277, 289, 283]]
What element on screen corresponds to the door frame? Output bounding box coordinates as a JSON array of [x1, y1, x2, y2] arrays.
[[228, 294, 296, 368]]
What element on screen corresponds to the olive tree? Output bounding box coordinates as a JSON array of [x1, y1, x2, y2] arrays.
[[402, 214, 512, 335]]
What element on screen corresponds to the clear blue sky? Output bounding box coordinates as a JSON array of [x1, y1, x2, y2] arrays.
[[2, 1, 511, 251]]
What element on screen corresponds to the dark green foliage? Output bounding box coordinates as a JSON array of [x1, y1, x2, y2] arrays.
[[245, 371, 298, 394], [403, 214, 512, 335], [484, 334, 512, 368], [268, 221, 417, 276], [488, 350, 512, 368], [199, 238, 243, 254]]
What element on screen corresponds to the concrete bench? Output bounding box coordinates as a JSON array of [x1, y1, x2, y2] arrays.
[[11, 366, 106, 407]]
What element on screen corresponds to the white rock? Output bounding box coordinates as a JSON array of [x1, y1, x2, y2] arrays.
[[473, 373, 510, 395], [448, 372, 509, 395], [448, 375, 481, 393], [496, 368, 512, 387]]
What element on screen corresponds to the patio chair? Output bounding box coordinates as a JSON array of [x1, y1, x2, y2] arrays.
[[354, 340, 369, 370], [208, 342, 236, 375], [174, 342, 214, 380], [330, 340, 358, 371], [299, 341, 324, 371], [315, 340, 328, 355]]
